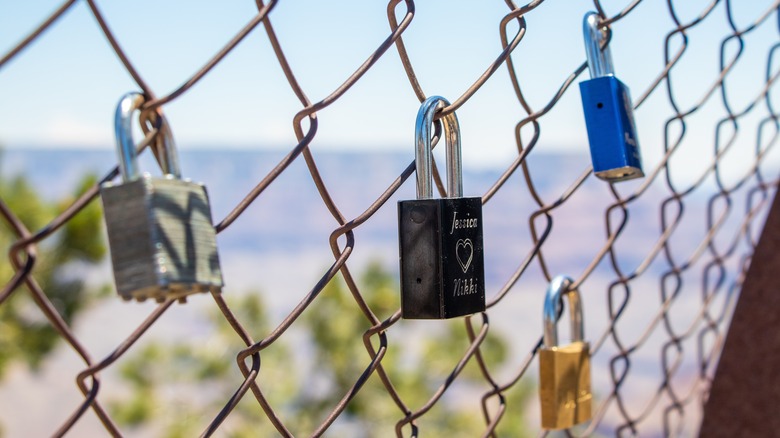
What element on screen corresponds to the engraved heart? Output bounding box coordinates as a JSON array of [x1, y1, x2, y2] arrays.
[[456, 239, 474, 273]]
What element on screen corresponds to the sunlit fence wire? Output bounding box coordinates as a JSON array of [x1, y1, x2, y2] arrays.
[[1, 0, 779, 436]]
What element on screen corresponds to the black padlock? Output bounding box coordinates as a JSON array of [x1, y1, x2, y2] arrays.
[[398, 96, 485, 319]]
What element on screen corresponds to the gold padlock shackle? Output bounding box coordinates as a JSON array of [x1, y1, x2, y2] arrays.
[[542, 275, 584, 348], [414, 96, 463, 200], [583, 11, 615, 79], [115, 92, 181, 183]]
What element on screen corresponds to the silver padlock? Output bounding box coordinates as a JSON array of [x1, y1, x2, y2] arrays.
[[101, 92, 223, 302]]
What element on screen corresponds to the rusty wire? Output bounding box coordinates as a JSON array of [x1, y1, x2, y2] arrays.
[[1, 0, 779, 436]]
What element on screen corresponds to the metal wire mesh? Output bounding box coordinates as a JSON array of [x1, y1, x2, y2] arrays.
[[1, 0, 779, 436]]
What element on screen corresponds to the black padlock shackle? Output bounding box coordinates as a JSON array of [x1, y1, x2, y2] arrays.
[[542, 275, 584, 348], [583, 11, 615, 79], [414, 96, 462, 199], [115, 92, 181, 183]]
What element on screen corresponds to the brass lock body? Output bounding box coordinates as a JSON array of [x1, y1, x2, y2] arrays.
[[538, 276, 593, 429]]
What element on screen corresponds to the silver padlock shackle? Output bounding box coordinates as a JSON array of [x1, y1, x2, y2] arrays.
[[542, 275, 584, 348], [583, 11, 615, 79], [414, 96, 463, 199], [115, 92, 181, 182]]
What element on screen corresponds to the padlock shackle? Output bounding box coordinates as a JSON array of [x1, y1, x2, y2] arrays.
[[583, 11, 615, 79], [542, 275, 584, 348], [114, 92, 181, 182], [414, 96, 462, 199]]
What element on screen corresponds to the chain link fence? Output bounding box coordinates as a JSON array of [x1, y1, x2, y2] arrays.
[[1, 0, 779, 436]]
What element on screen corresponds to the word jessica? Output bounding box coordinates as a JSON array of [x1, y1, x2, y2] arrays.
[[450, 211, 478, 234]]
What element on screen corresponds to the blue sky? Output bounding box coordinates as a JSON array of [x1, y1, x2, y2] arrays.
[[1, 1, 778, 171]]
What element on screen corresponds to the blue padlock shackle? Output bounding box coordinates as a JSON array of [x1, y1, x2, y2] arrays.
[[414, 96, 462, 200], [583, 11, 615, 79], [115, 92, 181, 183], [542, 275, 584, 348]]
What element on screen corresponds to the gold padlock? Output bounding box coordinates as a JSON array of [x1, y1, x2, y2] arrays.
[[538, 275, 592, 429]]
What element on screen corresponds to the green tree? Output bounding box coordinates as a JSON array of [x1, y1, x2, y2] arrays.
[[111, 261, 534, 436], [0, 171, 106, 377], [299, 261, 532, 437], [110, 292, 296, 437]]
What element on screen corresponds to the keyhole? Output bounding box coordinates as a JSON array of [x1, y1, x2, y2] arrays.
[[596, 102, 604, 109], [416, 278, 422, 284]]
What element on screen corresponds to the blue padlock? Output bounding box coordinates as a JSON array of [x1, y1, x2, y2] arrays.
[[579, 12, 643, 182]]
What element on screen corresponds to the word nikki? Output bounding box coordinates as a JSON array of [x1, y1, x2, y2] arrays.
[[453, 277, 479, 297]]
